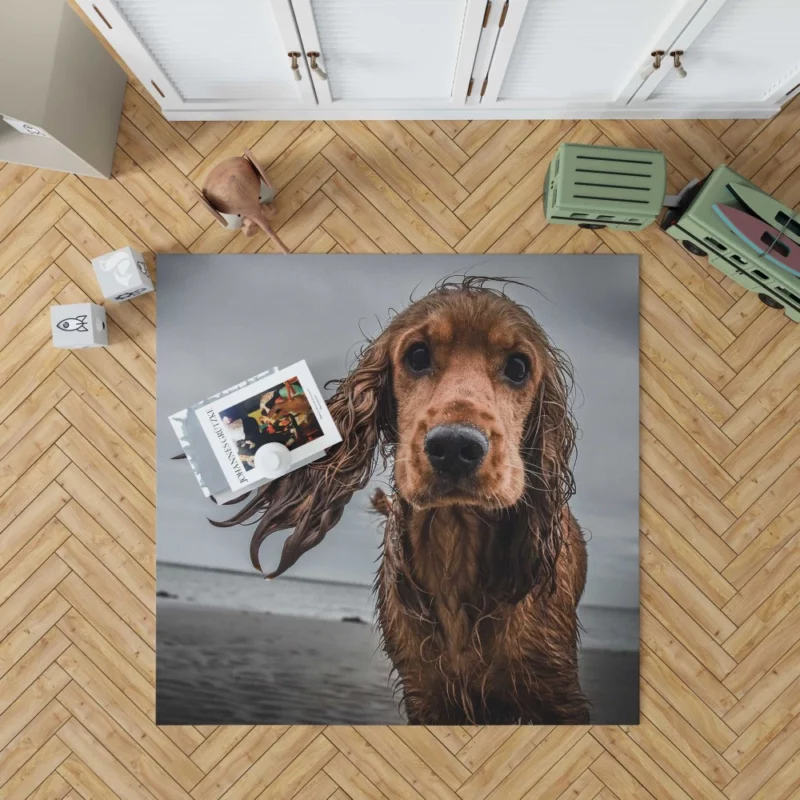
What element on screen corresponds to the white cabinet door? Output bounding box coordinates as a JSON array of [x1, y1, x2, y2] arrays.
[[632, 0, 800, 110], [76, 0, 316, 113], [290, 0, 486, 109], [478, 0, 707, 111]]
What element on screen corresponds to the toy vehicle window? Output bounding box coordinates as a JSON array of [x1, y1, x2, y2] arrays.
[[761, 233, 790, 258], [776, 212, 800, 239]]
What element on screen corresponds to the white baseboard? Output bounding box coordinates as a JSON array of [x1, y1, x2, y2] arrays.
[[162, 104, 779, 122]]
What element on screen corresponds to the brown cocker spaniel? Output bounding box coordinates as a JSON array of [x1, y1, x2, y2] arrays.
[[219, 278, 589, 725]]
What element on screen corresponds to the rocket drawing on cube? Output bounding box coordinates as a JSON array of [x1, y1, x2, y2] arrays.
[[92, 246, 154, 302], [50, 303, 108, 349]]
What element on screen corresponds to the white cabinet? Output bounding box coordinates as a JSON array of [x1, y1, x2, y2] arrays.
[[80, 0, 317, 111], [290, 0, 485, 109], [477, 0, 707, 107], [76, 0, 800, 120], [631, 0, 800, 110], [475, 0, 800, 115]]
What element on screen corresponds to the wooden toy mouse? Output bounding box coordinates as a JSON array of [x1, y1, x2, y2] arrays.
[[196, 149, 289, 254]]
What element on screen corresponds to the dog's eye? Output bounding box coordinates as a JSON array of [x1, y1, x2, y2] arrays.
[[504, 354, 530, 385], [405, 343, 431, 374]]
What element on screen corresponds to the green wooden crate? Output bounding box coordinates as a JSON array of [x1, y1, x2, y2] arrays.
[[661, 165, 800, 322], [544, 143, 667, 231]]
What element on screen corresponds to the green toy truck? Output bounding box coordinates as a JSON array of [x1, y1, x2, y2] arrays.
[[544, 143, 799, 322], [660, 165, 800, 322]]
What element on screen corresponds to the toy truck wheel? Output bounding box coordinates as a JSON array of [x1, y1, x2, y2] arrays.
[[682, 240, 707, 257], [578, 223, 606, 230], [758, 293, 784, 310]]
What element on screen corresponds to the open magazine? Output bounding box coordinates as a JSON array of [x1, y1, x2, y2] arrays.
[[170, 361, 341, 503]]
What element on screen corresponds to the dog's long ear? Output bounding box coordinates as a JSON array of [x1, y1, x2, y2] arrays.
[[508, 339, 577, 598], [214, 335, 394, 578]]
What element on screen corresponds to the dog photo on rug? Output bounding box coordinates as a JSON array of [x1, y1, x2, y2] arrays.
[[155, 255, 639, 726]]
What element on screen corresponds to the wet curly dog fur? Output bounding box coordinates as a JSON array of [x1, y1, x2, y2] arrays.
[[218, 278, 589, 724]]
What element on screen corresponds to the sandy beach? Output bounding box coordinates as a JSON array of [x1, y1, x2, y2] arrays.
[[157, 601, 405, 725], [157, 600, 638, 725]]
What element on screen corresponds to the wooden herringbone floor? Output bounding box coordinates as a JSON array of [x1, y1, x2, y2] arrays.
[[2, 72, 800, 798]]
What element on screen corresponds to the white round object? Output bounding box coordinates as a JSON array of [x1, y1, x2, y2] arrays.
[[254, 442, 292, 479]]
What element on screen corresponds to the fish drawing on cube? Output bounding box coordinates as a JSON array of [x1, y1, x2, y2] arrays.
[[51, 303, 107, 349], [92, 246, 154, 302]]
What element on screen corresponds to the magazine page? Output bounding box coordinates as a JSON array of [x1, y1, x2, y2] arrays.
[[194, 360, 342, 492]]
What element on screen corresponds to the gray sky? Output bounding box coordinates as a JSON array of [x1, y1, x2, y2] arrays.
[[156, 255, 639, 609]]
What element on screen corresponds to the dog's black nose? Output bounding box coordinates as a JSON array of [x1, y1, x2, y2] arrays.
[[424, 424, 488, 477]]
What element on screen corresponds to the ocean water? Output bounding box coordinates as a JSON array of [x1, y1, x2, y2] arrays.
[[157, 562, 639, 651], [158, 562, 375, 622]]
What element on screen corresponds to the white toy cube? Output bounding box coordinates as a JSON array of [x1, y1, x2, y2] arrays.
[[92, 246, 154, 302], [51, 303, 108, 349]]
